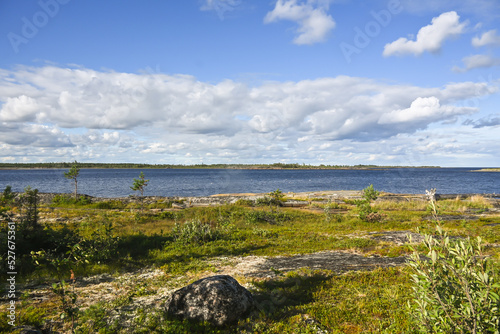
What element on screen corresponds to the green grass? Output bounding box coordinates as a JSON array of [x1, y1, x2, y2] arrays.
[[247, 267, 417, 334], [0, 195, 499, 333]]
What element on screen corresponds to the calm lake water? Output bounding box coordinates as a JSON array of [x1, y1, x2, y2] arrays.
[[0, 168, 498, 197]]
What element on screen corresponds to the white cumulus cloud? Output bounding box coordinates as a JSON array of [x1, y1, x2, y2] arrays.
[[452, 54, 500, 72], [0, 95, 39, 122], [264, 0, 335, 45], [472, 29, 500, 47], [383, 11, 468, 56], [0, 65, 497, 164], [378, 97, 475, 126]]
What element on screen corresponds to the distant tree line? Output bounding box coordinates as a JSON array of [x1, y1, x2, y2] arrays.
[[0, 162, 441, 170]]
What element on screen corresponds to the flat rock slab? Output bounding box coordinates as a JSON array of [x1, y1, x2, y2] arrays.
[[245, 251, 407, 278], [423, 215, 479, 221], [367, 231, 424, 245]]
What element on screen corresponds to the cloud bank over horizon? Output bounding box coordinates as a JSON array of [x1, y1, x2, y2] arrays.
[[1, 1, 500, 167], [0, 65, 498, 166]]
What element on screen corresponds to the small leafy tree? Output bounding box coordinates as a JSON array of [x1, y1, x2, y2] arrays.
[[64, 161, 80, 199], [357, 184, 382, 222], [131, 171, 149, 212], [52, 274, 79, 333], [268, 188, 285, 206], [362, 184, 379, 202], [407, 226, 500, 333], [20, 186, 39, 231], [1, 185, 15, 205]]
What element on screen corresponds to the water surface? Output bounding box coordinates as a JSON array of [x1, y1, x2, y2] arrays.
[[0, 168, 498, 197]]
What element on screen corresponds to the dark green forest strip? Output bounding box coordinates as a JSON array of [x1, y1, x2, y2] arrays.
[[0, 162, 440, 170]]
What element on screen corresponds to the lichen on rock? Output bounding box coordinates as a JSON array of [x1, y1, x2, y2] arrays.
[[165, 275, 255, 326]]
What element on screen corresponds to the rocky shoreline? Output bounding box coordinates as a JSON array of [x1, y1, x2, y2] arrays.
[[30, 190, 500, 207]]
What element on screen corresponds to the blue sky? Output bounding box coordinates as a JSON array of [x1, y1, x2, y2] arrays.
[[1, 0, 499, 166]]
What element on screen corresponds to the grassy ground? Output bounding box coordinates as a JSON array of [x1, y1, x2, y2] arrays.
[[0, 193, 499, 333]]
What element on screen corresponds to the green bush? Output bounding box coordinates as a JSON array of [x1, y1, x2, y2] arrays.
[[256, 196, 281, 207], [172, 219, 229, 244], [362, 184, 379, 202], [157, 211, 179, 220], [52, 194, 91, 206], [245, 209, 292, 225], [407, 226, 500, 333], [356, 185, 383, 223], [1, 185, 15, 205], [324, 200, 343, 223], [90, 200, 125, 210], [78, 222, 119, 264], [234, 199, 255, 207]]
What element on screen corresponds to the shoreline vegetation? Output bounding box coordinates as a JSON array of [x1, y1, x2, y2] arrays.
[[0, 186, 499, 333], [0, 162, 442, 170], [473, 168, 500, 172]]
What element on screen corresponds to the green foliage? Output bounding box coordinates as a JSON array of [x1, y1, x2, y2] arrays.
[[362, 184, 379, 202], [323, 200, 343, 223], [78, 220, 119, 264], [245, 209, 293, 225], [234, 199, 255, 207], [131, 171, 149, 196], [252, 227, 278, 238], [90, 200, 126, 210], [52, 194, 92, 206], [19, 186, 39, 230], [32, 243, 86, 280], [355, 185, 384, 223], [0, 185, 15, 205], [269, 188, 285, 202], [28, 218, 118, 280], [76, 301, 118, 333], [172, 219, 231, 244], [5, 189, 500, 334], [131, 171, 149, 213], [407, 226, 500, 333], [52, 278, 79, 333], [256, 189, 286, 207], [64, 161, 80, 199], [250, 267, 415, 333], [156, 211, 179, 220]]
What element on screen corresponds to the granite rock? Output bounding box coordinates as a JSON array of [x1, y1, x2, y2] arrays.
[[165, 275, 254, 326]]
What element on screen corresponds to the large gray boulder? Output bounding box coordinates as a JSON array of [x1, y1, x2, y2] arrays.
[[165, 275, 254, 326]]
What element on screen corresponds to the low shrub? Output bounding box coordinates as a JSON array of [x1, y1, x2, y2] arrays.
[[172, 219, 232, 244], [364, 211, 387, 223], [252, 227, 278, 238], [324, 200, 343, 223], [356, 185, 382, 222], [256, 196, 282, 207], [156, 211, 179, 220], [0, 185, 15, 205], [90, 200, 126, 210], [52, 194, 92, 206], [245, 209, 292, 225], [362, 184, 379, 202], [234, 199, 255, 207], [407, 225, 500, 333]]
